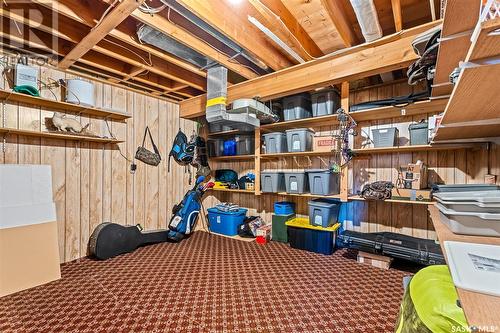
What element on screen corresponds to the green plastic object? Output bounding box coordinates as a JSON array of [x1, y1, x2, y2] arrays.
[[13, 85, 40, 97], [272, 213, 295, 243], [395, 265, 468, 333]]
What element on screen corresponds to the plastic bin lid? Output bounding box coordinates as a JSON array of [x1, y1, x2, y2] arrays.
[[445, 241, 500, 297], [310, 87, 340, 96], [207, 207, 248, 215], [285, 217, 340, 232], [409, 121, 428, 130], [306, 169, 332, 174], [275, 201, 295, 206], [434, 190, 500, 203], [285, 128, 315, 133], [283, 169, 306, 174], [308, 198, 341, 208], [261, 170, 284, 174], [284, 92, 310, 99], [262, 132, 286, 137]]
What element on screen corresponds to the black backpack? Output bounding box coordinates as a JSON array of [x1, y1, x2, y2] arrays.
[[168, 130, 195, 171]]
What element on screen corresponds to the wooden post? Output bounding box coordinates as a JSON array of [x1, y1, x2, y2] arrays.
[[254, 127, 261, 195], [340, 81, 350, 202]]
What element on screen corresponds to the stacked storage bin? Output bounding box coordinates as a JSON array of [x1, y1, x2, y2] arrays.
[[261, 171, 285, 193], [283, 93, 311, 121], [284, 170, 309, 194], [272, 201, 295, 243], [286, 218, 340, 255], [235, 134, 254, 155], [434, 190, 500, 237], [286, 128, 314, 152], [311, 88, 340, 117], [263, 132, 287, 153], [307, 169, 340, 195]]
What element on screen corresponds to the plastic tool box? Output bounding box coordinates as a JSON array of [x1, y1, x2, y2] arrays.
[[286, 218, 340, 255], [307, 169, 340, 195], [436, 203, 500, 237], [285, 128, 314, 152], [261, 171, 285, 193], [284, 171, 309, 194], [283, 93, 311, 121], [274, 201, 295, 215], [337, 230, 445, 265], [308, 199, 341, 228], [409, 121, 429, 145], [207, 207, 248, 236], [311, 88, 340, 117], [263, 132, 287, 154], [272, 213, 295, 243], [372, 127, 399, 147], [235, 135, 254, 155]]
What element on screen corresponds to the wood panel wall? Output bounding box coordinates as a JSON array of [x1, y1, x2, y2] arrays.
[[0, 60, 196, 263], [202, 81, 499, 240]]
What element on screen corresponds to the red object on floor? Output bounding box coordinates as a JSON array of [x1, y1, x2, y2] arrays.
[[256, 235, 267, 244], [0, 232, 410, 333]]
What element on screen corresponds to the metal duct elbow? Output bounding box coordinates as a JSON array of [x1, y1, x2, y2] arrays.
[[349, 0, 383, 42]]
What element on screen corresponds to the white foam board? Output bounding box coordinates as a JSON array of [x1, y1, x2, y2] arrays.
[[444, 241, 500, 297]]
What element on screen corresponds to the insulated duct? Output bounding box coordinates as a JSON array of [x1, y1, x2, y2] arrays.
[[349, 0, 383, 42], [141, 0, 270, 75]]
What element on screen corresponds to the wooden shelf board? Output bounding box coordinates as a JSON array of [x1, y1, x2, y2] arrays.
[[349, 99, 448, 122], [260, 114, 339, 131], [261, 151, 333, 159], [269, 192, 342, 199], [0, 127, 124, 143], [0, 89, 131, 120], [209, 155, 255, 161], [207, 129, 242, 137], [428, 206, 500, 329], [352, 143, 484, 154], [210, 188, 255, 194], [349, 195, 434, 205]]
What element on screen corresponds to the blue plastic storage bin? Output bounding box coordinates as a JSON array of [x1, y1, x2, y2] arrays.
[[274, 201, 295, 215], [207, 207, 247, 236], [223, 139, 236, 156]]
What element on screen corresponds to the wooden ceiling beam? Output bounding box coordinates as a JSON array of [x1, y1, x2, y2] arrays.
[[320, 0, 360, 47], [175, 0, 293, 69], [391, 0, 403, 32], [179, 21, 441, 118], [1, 4, 206, 91], [58, 0, 145, 69], [248, 0, 323, 61]]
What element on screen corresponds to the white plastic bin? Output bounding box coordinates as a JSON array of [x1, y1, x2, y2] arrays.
[[437, 203, 500, 237]]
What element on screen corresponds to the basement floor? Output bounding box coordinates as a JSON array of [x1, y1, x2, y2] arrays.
[[0, 232, 412, 333]]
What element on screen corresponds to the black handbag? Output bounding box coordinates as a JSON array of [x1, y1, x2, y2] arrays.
[[135, 126, 161, 166]]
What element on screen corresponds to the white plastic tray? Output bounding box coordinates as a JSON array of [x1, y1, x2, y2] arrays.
[[437, 203, 500, 237], [436, 198, 500, 213], [444, 241, 500, 297], [433, 190, 500, 203]]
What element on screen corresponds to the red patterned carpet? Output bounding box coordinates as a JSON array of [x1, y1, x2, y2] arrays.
[[0, 231, 410, 333]]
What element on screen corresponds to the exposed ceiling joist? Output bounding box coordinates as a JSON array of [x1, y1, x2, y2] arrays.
[[175, 0, 294, 69], [320, 0, 360, 47], [179, 21, 441, 118], [248, 0, 323, 61], [58, 0, 144, 69], [391, 0, 403, 31]]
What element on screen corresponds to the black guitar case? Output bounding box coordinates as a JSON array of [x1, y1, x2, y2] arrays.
[[89, 223, 169, 260]]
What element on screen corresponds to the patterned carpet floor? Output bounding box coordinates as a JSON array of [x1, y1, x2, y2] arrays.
[[0, 231, 411, 333]]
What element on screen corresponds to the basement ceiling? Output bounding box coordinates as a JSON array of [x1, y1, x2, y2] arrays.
[[0, 0, 439, 102]]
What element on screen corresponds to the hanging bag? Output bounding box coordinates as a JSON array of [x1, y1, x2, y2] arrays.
[[135, 126, 161, 166]]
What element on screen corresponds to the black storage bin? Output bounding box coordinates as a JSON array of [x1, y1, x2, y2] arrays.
[[311, 88, 340, 117]]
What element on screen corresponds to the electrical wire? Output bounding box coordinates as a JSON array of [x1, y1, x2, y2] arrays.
[[139, 2, 167, 14], [104, 118, 134, 164], [93, 0, 119, 31], [103, 37, 153, 67]]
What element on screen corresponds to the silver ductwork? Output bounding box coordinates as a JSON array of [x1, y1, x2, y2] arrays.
[[349, 0, 383, 42]]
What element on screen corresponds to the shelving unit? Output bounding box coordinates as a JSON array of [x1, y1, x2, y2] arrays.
[[261, 151, 334, 159], [434, 16, 500, 142], [207, 129, 242, 137], [0, 127, 124, 143], [352, 143, 485, 155], [349, 195, 434, 205], [210, 188, 255, 194], [209, 155, 255, 161], [0, 89, 131, 120], [260, 113, 339, 131], [349, 98, 448, 122], [271, 192, 342, 199]]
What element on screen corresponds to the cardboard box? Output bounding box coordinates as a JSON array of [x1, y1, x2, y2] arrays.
[[313, 136, 338, 152], [0, 165, 61, 297], [398, 163, 427, 189], [391, 188, 432, 202], [357, 251, 393, 270]]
